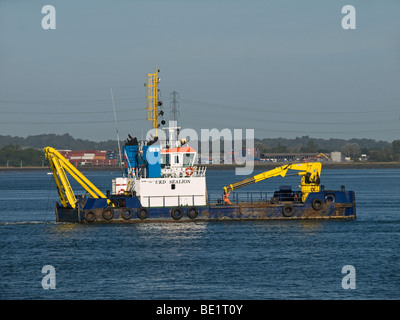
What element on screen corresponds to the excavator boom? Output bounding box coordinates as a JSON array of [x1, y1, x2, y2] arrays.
[[44, 147, 109, 208], [223, 162, 321, 203]]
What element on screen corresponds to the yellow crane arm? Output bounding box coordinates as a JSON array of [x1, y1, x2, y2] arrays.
[[223, 165, 290, 194], [317, 153, 330, 160], [223, 162, 322, 203], [44, 147, 109, 208]]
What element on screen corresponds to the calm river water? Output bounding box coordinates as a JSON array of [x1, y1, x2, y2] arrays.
[[0, 169, 399, 300]]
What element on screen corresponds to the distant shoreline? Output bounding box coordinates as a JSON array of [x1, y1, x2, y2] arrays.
[[1, 161, 400, 172]]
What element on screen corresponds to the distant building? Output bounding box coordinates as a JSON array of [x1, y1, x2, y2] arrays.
[[58, 150, 119, 166], [331, 152, 342, 162], [243, 147, 260, 161], [260, 153, 321, 163]]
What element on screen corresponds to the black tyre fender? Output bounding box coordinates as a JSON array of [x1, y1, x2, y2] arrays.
[[120, 207, 134, 220], [137, 207, 149, 220], [171, 207, 184, 220], [187, 207, 199, 220], [282, 203, 294, 217], [102, 207, 114, 221], [312, 198, 324, 211], [84, 211, 96, 222]]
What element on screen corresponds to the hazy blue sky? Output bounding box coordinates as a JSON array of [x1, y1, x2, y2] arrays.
[[0, 0, 399, 142]]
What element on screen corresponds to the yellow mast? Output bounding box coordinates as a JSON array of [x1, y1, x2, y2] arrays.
[[145, 67, 161, 136]]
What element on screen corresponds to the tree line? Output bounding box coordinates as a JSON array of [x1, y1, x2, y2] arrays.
[[214, 136, 399, 161], [0, 133, 119, 151], [254, 137, 400, 162], [0, 145, 45, 167]]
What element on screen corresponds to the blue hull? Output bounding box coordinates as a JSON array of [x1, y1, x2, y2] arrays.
[[55, 190, 356, 223]]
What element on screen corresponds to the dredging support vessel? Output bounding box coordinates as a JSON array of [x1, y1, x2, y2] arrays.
[[45, 69, 356, 223]]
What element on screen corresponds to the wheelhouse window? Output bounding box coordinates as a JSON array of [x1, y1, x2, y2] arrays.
[[183, 153, 195, 166]]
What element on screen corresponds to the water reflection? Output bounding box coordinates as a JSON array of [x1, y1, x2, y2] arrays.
[[135, 221, 208, 240], [298, 220, 324, 233]]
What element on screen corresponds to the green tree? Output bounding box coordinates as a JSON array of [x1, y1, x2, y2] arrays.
[[392, 140, 400, 161], [0, 145, 44, 167], [269, 144, 288, 153], [300, 140, 318, 153], [341, 143, 361, 160], [369, 149, 392, 162]]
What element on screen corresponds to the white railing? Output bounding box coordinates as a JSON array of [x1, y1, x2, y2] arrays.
[[161, 166, 206, 178]]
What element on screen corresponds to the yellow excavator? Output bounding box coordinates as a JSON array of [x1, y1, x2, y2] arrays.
[[44, 147, 111, 209], [222, 162, 321, 204]]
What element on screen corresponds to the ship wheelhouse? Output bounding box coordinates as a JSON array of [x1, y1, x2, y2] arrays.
[[112, 123, 207, 208]]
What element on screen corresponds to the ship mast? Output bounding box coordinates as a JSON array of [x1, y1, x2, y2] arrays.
[[145, 67, 162, 136]]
